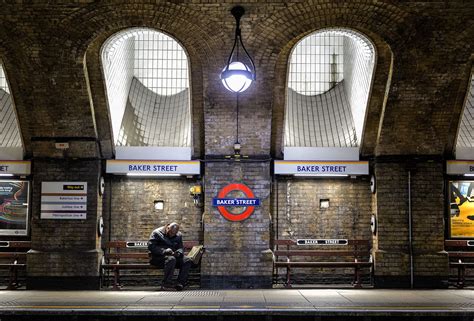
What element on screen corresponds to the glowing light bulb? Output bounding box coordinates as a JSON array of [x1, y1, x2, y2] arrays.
[[220, 62, 254, 93]]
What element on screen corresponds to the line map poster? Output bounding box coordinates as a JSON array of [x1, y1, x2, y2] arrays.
[[0, 180, 29, 235]]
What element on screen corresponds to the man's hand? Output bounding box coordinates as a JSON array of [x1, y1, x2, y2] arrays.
[[164, 248, 174, 256]]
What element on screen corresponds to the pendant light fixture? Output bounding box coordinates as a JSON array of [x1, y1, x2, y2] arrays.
[[220, 6, 256, 93]]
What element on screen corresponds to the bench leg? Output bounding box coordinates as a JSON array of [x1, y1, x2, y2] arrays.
[[456, 266, 465, 289], [113, 268, 121, 290], [7, 266, 18, 290], [285, 267, 292, 288], [353, 266, 362, 288]]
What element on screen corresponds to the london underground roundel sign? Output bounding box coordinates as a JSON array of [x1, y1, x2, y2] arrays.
[[212, 183, 260, 221]]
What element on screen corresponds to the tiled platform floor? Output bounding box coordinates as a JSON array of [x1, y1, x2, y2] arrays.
[[0, 288, 473, 320]]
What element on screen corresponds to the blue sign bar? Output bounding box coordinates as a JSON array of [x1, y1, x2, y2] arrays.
[[212, 198, 260, 206]]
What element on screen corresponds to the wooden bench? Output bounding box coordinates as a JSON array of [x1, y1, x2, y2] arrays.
[[101, 240, 202, 290], [445, 239, 474, 288], [0, 241, 30, 290], [273, 239, 372, 288]]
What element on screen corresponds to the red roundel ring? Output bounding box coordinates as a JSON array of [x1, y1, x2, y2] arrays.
[[217, 183, 255, 221]]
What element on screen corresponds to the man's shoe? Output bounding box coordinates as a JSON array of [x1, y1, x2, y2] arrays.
[[161, 283, 175, 291], [175, 283, 184, 291]]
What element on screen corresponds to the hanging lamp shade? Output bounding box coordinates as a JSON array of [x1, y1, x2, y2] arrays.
[[221, 62, 254, 93], [220, 6, 256, 93]]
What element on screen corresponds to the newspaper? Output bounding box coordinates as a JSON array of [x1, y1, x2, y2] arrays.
[[187, 245, 204, 265]]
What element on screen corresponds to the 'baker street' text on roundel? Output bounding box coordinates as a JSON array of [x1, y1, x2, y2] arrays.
[[212, 183, 260, 221]]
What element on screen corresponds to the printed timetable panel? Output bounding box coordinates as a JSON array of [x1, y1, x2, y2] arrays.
[[41, 182, 87, 219]]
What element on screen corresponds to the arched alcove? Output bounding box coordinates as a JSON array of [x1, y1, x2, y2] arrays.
[[0, 62, 23, 159], [455, 72, 474, 159], [101, 28, 192, 160], [284, 28, 376, 160]]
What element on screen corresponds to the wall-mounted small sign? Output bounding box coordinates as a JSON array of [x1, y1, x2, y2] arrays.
[[297, 239, 348, 246], [274, 161, 368, 176], [41, 182, 87, 219], [0, 161, 31, 175], [447, 160, 474, 175], [126, 241, 148, 248], [319, 199, 330, 209], [213, 183, 260, 222], [106, 160, 200, 176]]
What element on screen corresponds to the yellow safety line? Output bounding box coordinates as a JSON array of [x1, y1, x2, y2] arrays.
[[0, 305, 470, 311], [0, 306, 123, 309], [172, 306, 221, 309], [316, 306, 461, 310], [265, 306, 314, 309]]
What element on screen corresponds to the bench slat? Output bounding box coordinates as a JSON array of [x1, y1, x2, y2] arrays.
[[445, 240, 474, 247], [0, 252, 27, 258], [274, 261, 372, 268], [274, 239, 369, 246], [102, 264, 155, 269], [450, 262, 474, 266], [105, 240, 198, 249], [0, 241, 31, 248], [448, 252, 474, 258], [105, 253, 150, 259], [274, 250, 368, 257], [0, 264, 26, 268]]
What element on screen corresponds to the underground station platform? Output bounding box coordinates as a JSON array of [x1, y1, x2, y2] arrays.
[[0, 288, 473, 321]]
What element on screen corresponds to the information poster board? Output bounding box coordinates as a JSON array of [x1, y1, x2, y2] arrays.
[[449, 180, 474, 238], [0, 180, 29, 236], [41, 182, 87, 219]]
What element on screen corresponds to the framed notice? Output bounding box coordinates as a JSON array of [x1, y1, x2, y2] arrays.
[[41, 182, 87, 219], [0, 180, 29, 236], [449, 181, 474, 238]]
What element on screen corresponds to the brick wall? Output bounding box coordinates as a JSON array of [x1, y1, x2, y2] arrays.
[[202, 161, 272, 288], [274, 177, 372, 239], [0, 1, 470, 289], [27, 159, 102, 289], [103, 177, 202, 242], [274, 176, 372, 284], [373, 159, 448, 287]]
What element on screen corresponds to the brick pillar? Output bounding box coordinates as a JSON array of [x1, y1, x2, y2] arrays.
[[372, 159, 448, 288], [27, 159, 103, 289], [201, 161, 273, 288]]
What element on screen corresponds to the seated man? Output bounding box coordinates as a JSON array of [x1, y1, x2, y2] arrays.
[[147, 222, 192, 291]]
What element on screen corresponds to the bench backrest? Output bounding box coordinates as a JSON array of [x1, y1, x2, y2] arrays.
[[445, 240, 474, 261], [0, 241, 31, 249], [445, 240, 474, 248], [0, 241, 31, 264], [273, 239, 370, 260], [104, 240, 198, 263]]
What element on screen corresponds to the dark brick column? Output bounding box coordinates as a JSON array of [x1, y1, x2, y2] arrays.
[[27, 159, 103, 290], [372, 159, 448, 288], [201, 161, 272, 288]]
